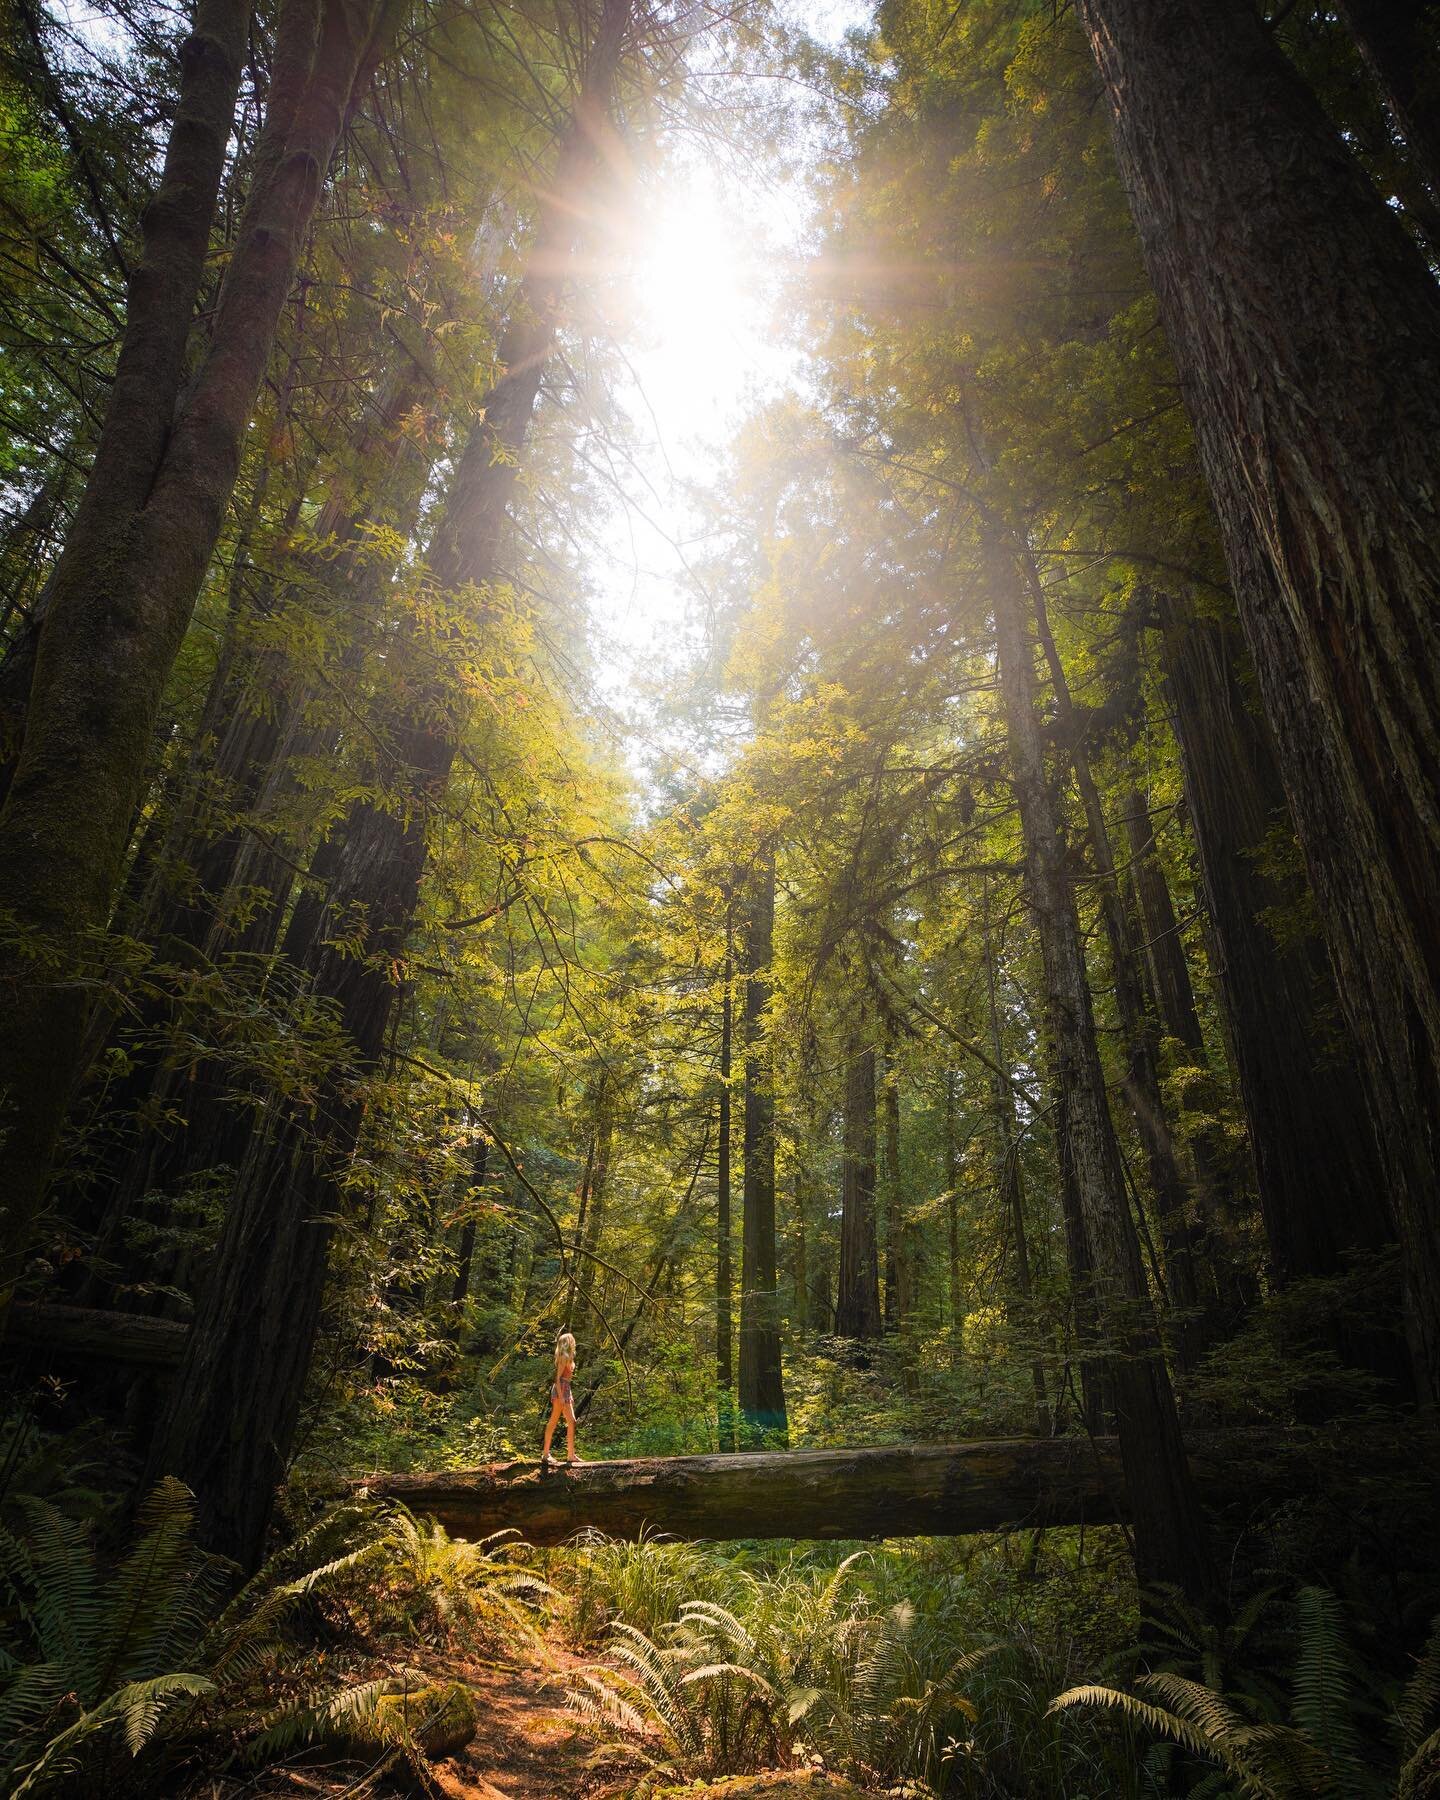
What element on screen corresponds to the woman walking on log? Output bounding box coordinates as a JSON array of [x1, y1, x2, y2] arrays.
[[541, 1331, 580, 1467]]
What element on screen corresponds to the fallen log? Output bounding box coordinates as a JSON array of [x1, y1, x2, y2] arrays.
[[3, 1300, 189, 1367], [357, 1428, 1320, 1546]]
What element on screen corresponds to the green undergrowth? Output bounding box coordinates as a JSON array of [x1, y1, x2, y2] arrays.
[[541, 1529, 1440, 1798]]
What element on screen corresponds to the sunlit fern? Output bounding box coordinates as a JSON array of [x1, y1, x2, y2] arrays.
[[567, 1613, 788, 1779], [375, 1511, 554, 1647]]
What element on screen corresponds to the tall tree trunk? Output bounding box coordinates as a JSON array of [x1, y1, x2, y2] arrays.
[[992, 536, 1213, 1596], [579, 1085, 614, 1308], [1075, 0, 1440, 1400], [452, 1137, 489, 1306], [738, 852, 787, 1441], [1026, 559, 1209, 1371], [792, 1161, 809, 1333], [75, 362, 431, 1302], [716, 940, 734, 1448], [836, 1043, 882, 1340], [982, 893, 1049, 1433], [880, 1051, 904, 1330], [1119, 784, 1255, 1317], [1158, 597, 1394, 1286], [0, 466, 73, 793], [944, 1069, 962, 1354], [145, 0, 632, 1563], [0, 0, 390, 1301]]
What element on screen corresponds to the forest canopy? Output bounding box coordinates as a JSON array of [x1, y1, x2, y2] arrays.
[[1, 0, 1439, 1794]]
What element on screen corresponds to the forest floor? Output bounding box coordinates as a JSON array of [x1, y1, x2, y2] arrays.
[[187, 1632, 876, 1800], [194, 1639, 643, 1800], [426, 1644, 640, 1800]]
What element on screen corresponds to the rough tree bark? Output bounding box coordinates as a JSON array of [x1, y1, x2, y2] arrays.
[[361, 1429, 1331, 1548], [0, 0, 391, 1303], [836, 1042, 882, 1339], [738, 851, 787, 1440], [992, 536, 1212, 1595], [146, 0, 632, 1564], [1158, 597, 1393, 1287], [1074, 0, 1440, 1399]]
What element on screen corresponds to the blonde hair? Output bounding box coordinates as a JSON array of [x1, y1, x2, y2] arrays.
[[555, 1331, 576, 1368]]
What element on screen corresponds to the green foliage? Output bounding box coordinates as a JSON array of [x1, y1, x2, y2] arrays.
[[0, 1480, 531, 1794], [1052, 1586, 1440, 1798], [562, 1533, 1138, 1796]]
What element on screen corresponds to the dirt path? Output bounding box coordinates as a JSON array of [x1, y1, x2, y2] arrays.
[[430, 1647, 643, 1800]]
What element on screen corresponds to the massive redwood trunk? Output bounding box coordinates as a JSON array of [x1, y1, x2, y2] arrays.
[[0, 0, 391, 1303], [738, 853, 787, 1439], [992, 535, 1212, 1595], [836, 1042, 882, 1339], [147, 0, 633, 1564], [1074, 0, 1440, 1399]]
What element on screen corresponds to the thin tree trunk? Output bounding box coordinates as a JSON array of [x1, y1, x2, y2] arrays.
[[1025, 557, 1209, 1372], [1076, 0, 1440, 1400], [452, 1137, 489, 1306], [881, 1051, 904, 1330], [944, 1069, 962, 1353], [982, 891, 1049, 1434], [1337, 0, 1440, 210], [738, 852, 787, 1440], [792, 1162, 809, 1333], [836, 1043, 882, 1340], [992, 534, 1213, 1596], [716, 939, 734, 1447], [1119, 785, 1256, 1317]]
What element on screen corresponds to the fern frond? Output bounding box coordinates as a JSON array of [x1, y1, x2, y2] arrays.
[[5, 1500, 102, 1689], [1397, 1614, 1440, 1754], [1291, 1586, 1363, 1766], [1049, 1681, 1276, 1799], [95, 1479, 224, 1694], [10, 1672, 214, 1799]]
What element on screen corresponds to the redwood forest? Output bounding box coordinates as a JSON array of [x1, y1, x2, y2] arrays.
[[1, 0, 1439, 1793]]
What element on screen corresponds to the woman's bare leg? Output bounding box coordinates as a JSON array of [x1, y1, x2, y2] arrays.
[[563, 1399, 578, 1462], [541, 1398, 562, 1460]]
